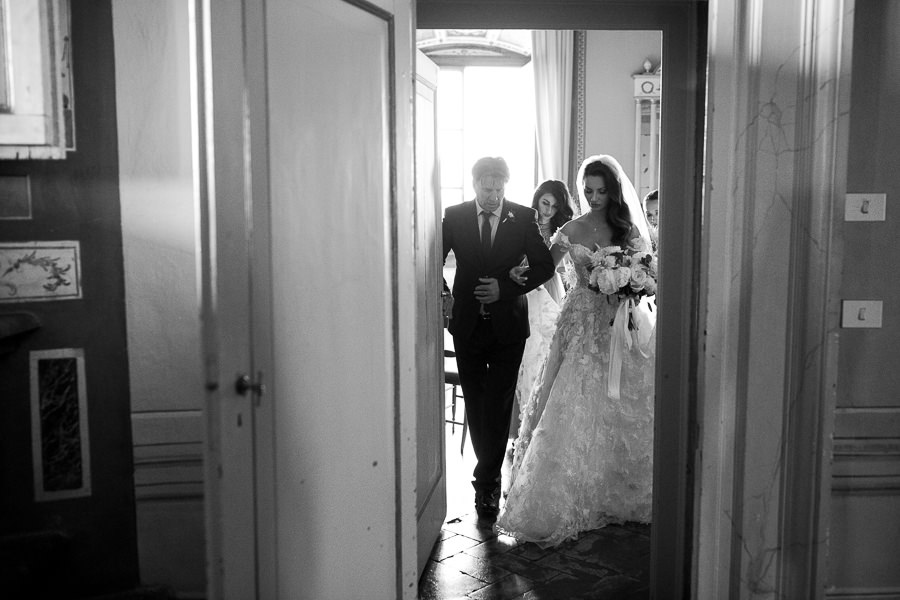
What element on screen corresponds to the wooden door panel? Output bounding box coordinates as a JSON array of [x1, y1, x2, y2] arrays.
[[414, 49, 446, 576], [263, 0, 400, 597], [829, 2, 900, 596]]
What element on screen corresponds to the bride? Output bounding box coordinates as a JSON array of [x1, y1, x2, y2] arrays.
[[497, 154, 656, 547]]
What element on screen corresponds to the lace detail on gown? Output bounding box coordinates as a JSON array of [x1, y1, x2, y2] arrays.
[[514, 229, 563, 425], [498, 232, 655, 547]]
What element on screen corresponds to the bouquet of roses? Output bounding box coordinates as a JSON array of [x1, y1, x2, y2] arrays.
[[586, 237, 658, 301], [587, 237, 658, 401]]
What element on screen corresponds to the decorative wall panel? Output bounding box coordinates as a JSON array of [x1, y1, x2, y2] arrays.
[[0, 241, 82, 302], [29, 348, 92, 501], [0, 175, 31, 219]]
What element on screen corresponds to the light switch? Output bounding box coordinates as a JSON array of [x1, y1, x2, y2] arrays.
[[841, 300, 883, 328], [845, 193, 886, 221]]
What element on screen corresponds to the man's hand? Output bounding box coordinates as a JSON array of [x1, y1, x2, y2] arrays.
[[475, 277, 500, 304], [441, 291, 454, 320], [509, 265, 529, 286]]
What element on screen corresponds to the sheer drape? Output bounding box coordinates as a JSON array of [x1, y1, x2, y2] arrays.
[[532, 30, 574, 184]]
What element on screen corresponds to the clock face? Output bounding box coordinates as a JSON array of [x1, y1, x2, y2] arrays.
[[641, 81, 655, 94]]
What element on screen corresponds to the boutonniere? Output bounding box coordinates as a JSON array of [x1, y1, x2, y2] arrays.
[[502, 210, 516, 224]]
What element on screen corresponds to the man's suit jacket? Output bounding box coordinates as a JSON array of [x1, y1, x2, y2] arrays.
[[443, 200, 555, 344]]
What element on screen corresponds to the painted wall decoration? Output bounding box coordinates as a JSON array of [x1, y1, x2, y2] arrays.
[[29, 348, 92, 501], [0, 241, 82, 302], [0, 175, 32, 219]]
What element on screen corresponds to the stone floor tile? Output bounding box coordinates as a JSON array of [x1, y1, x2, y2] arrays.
[[471, 549, 564, 584], [438, 528, 457, 542], [558, 525, 650, 579], [520, 573, 600, 600], [588, 574, 649, 599], [508, 542, 559, 562], [440, 551, 512, 584], [533, 550, 616, 580], [419, 560, 487, 600], [621, 521, 652, 537], [467, 574, 536, 600], [432, 532, 482, 562], [443, 513, 502, 542], [519, 572, 646, 600], [462, 532, 523, 560]]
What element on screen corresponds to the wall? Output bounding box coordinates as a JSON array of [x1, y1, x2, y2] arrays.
[[583, 30, 661, 186], [828, 0, 900, 595], [112, 1, 205, 596], [698, 0, 851, 597], [0, 1, 138, 596]]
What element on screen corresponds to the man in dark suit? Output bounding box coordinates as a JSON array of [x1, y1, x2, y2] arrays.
[[442, 156, 555, 522]]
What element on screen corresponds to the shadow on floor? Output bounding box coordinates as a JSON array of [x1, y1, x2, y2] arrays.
[[419, 395, 651, 600]]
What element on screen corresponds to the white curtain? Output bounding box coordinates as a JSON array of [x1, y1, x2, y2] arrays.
[[532, 30, 574, 184]]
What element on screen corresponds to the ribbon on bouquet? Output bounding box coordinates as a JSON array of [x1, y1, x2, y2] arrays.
[[607, 296, 657, 400]]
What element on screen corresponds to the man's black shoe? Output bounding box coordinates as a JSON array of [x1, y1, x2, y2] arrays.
[[475, 488, 500, 522]]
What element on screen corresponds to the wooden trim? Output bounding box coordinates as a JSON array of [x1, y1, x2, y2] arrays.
[[777, 0, 854, 597], [570, 30, 586, 200], [825, 587, 900, 599], [418, 3, 707, 597]]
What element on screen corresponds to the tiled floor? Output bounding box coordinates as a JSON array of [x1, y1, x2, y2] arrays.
[[418, 389, 651, 600]]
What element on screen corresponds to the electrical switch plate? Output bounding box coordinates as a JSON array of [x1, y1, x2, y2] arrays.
[[841, 300, 883, 328], [845, 193, 886, 221]]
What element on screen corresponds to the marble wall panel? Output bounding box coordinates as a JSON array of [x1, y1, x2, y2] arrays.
[[29, 348, 92, 501]]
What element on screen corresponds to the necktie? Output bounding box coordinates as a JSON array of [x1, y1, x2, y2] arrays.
[[481, 211, 492, 254]]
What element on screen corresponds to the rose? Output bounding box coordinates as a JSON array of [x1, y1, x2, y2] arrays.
[[630, 237, 652, 253], [629, 265, 651, 292], [614, 266, 632, 289], [590, 267, 622, 295], [590, 246, 618, 269], [629, 250, 652, 266]]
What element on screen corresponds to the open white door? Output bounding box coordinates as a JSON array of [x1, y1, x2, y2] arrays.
[[200, 0, 417, 598], [414, 49, 447, 575]]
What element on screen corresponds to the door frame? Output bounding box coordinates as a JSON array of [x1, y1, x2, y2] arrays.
[[417, 2, 708, 596], [413, 48, 448, 576]]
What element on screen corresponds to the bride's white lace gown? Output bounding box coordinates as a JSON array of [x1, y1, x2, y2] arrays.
[[512, 226, 563, 435], [497, 232, 655, 546]]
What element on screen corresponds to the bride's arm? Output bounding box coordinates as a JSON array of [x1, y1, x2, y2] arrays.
[[548, 221, 576, 266], [549, 242, 569, 267]]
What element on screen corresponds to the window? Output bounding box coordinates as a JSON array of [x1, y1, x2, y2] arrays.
[[420, 30, 536, 212], [0, 0, 74, 159]]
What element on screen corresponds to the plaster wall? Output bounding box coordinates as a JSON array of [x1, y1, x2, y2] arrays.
[[583, 30, 661, 185], [112, 1, 205, 594]]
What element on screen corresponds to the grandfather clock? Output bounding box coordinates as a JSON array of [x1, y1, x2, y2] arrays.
[[632, 58, 661, 200]]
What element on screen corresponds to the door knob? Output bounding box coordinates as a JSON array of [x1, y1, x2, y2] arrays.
[[235, 372, 266, 396]]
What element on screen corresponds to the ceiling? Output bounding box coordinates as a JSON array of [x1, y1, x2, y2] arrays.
[[416, 29, 532, 66]]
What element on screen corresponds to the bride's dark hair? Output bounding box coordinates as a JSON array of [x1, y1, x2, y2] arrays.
[[531, 179, 575, 235], [582, 158, 633, 245]]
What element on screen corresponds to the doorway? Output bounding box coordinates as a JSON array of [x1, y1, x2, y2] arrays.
[[417, 2, 707, 596]]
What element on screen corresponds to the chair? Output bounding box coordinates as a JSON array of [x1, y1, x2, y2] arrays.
[[444, 348, 468, 455]]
